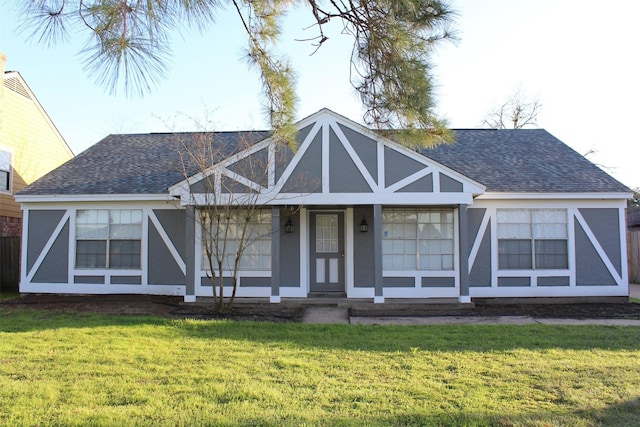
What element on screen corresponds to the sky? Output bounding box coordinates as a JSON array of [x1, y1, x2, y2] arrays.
[[1, 0, 639, 190]]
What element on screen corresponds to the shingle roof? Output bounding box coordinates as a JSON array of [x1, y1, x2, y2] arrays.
[[422, 129, 630, 193], [19, 127, 629, 196], [19, 131, 270, 195]]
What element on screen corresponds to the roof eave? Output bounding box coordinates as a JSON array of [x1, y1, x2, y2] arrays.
[[15, 193, 177, 203], [476, 191, 633, 200]]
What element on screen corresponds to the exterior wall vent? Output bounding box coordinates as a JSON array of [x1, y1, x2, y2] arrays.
[[4, 76, 32, 99]]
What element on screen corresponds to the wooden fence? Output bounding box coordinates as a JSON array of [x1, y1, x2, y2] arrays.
[[0, 237, 20, 292], [629, 230, 640, 284]]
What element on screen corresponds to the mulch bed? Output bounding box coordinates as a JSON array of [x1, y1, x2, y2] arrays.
[[3, 293, 640, 322]]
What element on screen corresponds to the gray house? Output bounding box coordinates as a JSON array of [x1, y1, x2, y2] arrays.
[[16, 109, 631, 302]]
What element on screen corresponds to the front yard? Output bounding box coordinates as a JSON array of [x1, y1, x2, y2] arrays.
[[1, 308, 639, 426]]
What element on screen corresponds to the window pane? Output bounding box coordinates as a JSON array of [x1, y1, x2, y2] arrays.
[[316, 214, 338, 254], [0, 150, 10, 170], [498, 239, 532, 269], [442, 255, 454, 270], [76, 210, 109, 239], [532, 209, 567, 239], [109, 240, 141, 269], [404, 254, 416, 269], [535, 239, 568, 269], [0, 171, 9, 191], [76, 240, 107, 268], [110, 224, 142, 239], [76, 224, 108, 239]]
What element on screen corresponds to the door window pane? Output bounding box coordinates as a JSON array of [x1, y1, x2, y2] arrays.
[[316, 214, 338, 253]]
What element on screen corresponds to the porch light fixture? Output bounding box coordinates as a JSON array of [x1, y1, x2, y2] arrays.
[[359, 217, 369, 233], [285, 217, 294, 233]]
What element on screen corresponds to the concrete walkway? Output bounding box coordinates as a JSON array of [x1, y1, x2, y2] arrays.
[[302, 284, 640, 325], [350, 316, 640, 326]]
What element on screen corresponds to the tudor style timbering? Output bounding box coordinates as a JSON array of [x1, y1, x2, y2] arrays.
[[170, 110, 485, 207], [17, 109, 631, 301], [21, 204, 187, 295], [467, 201, 628, 297]]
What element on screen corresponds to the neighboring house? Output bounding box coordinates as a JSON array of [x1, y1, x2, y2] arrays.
[[16, 109, 631, 302], [0, 53, 74, 289], [628, 210, 640, 230]]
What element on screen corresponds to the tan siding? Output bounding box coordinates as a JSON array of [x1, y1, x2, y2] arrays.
[[3, 89, 74, 184], [0, 173, 26, 218], [0, 72, 74, 220]]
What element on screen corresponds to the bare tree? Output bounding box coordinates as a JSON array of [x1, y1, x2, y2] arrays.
[[482, 87, 542, 129], [174, 131, 299, 311], [629, 187, 640, 211]]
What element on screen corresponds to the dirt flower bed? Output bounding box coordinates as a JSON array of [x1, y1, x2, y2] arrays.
[[3, 293, 640, 321]]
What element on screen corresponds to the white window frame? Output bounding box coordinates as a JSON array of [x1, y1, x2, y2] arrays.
[[497, 208, 568, 270], [75, 209, 143, 270], [382, 208, 456, 271], [0, 146, 13, 194], [199, 208, 272, 272]]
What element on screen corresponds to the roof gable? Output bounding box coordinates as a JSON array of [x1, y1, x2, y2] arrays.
[[170, 109, 484, 206]]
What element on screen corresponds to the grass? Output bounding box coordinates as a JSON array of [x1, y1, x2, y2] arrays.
[[0, 292, 20, 302], [1, 308, 640, 426]]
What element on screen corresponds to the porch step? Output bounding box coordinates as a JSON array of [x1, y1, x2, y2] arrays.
[[348, 301, 475, 317], [307, 292, 347, 298]]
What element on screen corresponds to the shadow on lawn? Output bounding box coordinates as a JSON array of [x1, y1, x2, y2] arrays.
[[3, 305, 640, 353], [286, 396, 640, 427]]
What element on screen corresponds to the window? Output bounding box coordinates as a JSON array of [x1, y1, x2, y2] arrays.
[[76, 209, 143, 269], [497, 209, 568, 270], [201, 209, 271, 271], [382, 208, 455, 270], [0, 149, 12, 193]]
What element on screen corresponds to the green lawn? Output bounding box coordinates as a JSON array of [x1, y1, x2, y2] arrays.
[[1, 308, 640, 426]]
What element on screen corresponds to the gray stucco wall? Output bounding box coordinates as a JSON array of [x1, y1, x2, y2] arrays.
[[383, 277, 414, 287], [468, 209, 491, 287], [329, 128, 372, 193], [279, 209, 300, 287], [148, 216, 186, 286], [575, 218, 616, 286], [397, 173, 433, 193], [578, 208, 621, 276], [497, 277, 530, 287], [275, 125, 312, 183], [32, 221, 69, 283], [281, 131, 322, 193], [153, 209, 186, 260], [538, 276, 570, 286], [353, 206, 375, 288], [337, 124, 378, 183], [421, 277, 455, 287], [227, 148, 269, 187], [440, 174, 463, 192], [384, 146, 425, 187], [27, 210, 65, 272]]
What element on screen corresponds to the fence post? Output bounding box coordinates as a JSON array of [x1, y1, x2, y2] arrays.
[[629, 230, 640, 283]]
